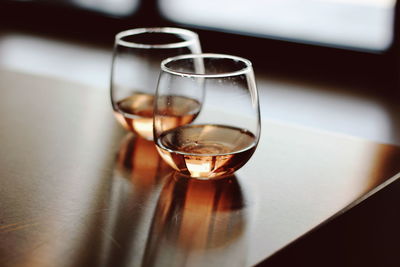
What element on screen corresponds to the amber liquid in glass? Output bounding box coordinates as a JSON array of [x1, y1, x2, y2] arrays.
[[114, 93, 200, 140], [156, 124, 257, 178]]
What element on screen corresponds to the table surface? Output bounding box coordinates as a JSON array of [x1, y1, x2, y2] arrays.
[[1, 69, 400, 267]]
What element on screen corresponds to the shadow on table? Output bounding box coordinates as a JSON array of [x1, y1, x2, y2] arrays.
[[142, 172, 249, 267], [99, 133, 173, 267]]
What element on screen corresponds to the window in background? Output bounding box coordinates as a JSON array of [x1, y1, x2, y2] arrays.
[[159, 0, 396, 52], [71, 0, 139, 16], [15, 0, 141, 17]]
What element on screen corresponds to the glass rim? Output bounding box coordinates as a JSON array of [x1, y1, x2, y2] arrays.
[[160, 53, 253, 78], [115, 27, 199, 49]]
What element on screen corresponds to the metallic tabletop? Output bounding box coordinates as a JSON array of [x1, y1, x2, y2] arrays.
[[1, 70, 399, 267]]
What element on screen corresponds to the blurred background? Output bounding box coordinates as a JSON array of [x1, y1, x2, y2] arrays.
[[0, 0, 400, 144]]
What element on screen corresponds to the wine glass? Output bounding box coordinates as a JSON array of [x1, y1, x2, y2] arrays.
[[154, 53, 261, 179], [110, 27, 202, 140]]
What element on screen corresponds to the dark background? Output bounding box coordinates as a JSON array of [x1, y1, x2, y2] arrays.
[[1, 0, 399, 95]]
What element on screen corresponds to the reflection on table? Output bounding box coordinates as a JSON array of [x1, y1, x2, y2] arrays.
[[101, 133, 249, 267], [143, 173, 248, 267], [100, 133, 172, 267]]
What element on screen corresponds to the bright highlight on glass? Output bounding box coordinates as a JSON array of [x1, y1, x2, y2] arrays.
[[154, 53, 261, 179], [110, 27, 201, 140]]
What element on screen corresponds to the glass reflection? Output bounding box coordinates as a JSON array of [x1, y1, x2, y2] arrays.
[[142, 173, 249, 267], [115, 133, 172, 189], [99, 133, 173, 267]]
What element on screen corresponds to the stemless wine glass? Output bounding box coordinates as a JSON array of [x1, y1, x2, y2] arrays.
[[154, 53, 261, 179], [110, 27, 202, 140]]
